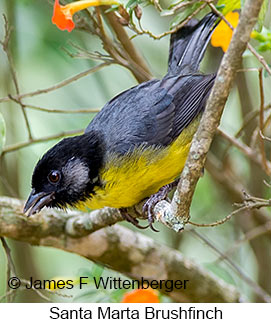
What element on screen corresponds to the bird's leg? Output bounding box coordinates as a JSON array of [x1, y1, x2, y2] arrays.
[[119, 208, 149, 230], [142, 179, 179, 229]]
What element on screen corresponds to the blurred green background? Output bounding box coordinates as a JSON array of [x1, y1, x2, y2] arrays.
[[0, 0, 271, 302]]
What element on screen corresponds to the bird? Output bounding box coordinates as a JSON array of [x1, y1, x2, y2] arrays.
[[24, 12, 218, 231]]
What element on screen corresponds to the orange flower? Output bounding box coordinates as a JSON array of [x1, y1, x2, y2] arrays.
[[211, 11, 239, 52], [52, 0, 119, 32], [121, 288, 160, 303]]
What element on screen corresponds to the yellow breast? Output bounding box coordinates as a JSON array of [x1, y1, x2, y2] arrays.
[[76, 117, 200, 210]]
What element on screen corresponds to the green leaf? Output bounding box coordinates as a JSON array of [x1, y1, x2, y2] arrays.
[[104, 4, 121, 13], [251, 27, 271, 53], [0, 113, 6, 156], [258, 42, 271, 52], [126, 0, 142, 9], [170, 2, 202, 28], [257, 0, 268, 31], [217, 0, 241, 14]]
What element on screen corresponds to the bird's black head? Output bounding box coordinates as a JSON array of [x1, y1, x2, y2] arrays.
[[24, 131, 104, 216]]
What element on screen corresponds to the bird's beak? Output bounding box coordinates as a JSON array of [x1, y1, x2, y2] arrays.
[[24, 189, 55, 217]]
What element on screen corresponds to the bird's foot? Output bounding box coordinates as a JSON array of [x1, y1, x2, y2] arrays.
[[142, 180, 179, 232], [119, 208, 149, 230]]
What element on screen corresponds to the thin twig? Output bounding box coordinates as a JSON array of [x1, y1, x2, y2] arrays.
[[0, 238, 16, 275], [165, 0, 200, 15], [221, 103, 271, 162], [20, 278, 72, 300], [151, 0, 163, 12], [216, 222, 271, 263], [2, 129, 84, 154], [103, 8, 152, 82], [9, 99, 100, 114], [191, 229, 271, 303], [247, 43, 271, 76], [205, 152, 271, 223], [20, 279, 51, 302], [0, 289, 16, 303], [234, 104, 271, 139], [0, 62, 111, 104], [1, 237, 17, 302], [0, 15, 33, 139], [0, 277, 73, 302], [94, 8, 143, 80], [217, 128, 271, 175], [130, 1, 208, 40], [188, 208, 242, 228], [189, 195, 271, 228]]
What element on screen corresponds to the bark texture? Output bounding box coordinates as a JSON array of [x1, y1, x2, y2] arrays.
[[0, 196, 240, 302]]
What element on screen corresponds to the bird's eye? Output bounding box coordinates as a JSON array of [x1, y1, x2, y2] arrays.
[[48, 170, 61, 184]]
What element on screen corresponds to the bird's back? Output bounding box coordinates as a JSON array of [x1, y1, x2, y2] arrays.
[[86, 13, 217, 155], [80, 13, 218, 209]]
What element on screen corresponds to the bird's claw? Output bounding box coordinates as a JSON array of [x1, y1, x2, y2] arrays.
[[142, 180, 179, 232], [120, 180, 178, 232], [142, 188, 169, 232], [119, 208, 149, 230]]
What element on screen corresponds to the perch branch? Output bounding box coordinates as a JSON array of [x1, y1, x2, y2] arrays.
[[0, 196, 239, 303], [169, 0, 265, 226]]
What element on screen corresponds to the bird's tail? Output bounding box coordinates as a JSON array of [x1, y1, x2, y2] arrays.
[[167, 13, 218, 75]]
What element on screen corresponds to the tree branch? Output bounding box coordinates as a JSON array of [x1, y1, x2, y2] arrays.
[[0, 62, 111, 104], [2, 129, 84, 154], [170, 0, 265, 225], [216, 128, 271, 174], [102, 7, 152, 83], [0, 196, 240, 302], [0, 15, 33, 140]]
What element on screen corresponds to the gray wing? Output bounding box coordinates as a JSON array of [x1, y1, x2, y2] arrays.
[[86, 74, 215, 154]]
